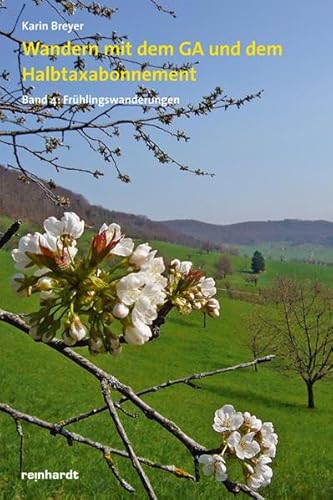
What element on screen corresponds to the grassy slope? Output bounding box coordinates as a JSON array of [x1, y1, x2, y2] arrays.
[[237, 241, 333, 263], [153, 240, 333, 289], [0, 241, 332, 499]]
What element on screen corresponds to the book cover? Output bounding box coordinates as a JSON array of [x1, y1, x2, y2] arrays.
[[0, 1, 331, 498]]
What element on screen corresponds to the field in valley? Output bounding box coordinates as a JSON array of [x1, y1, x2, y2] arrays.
[[0, 232, 332, 499]]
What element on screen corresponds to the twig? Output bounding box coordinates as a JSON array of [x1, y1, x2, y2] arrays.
[[0, 309, 273, 498], [0, 403, 194, 483], [223, 478, 265, 500], [15, 419, 24, 476], [0, 219, 21, 249], [103, 448, 135, 493], [101, 379, 157, 500], [58, 403, 137, 428], [55, 356, 275, 428], [118, 355, 276, 403]]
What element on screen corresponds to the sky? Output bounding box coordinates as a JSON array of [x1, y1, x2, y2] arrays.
[[2, 0, 333, 225]]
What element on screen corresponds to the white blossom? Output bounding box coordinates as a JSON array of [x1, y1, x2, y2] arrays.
[[11, 232, 42, 269], [39, 232, 58, 252], [112, 302, 130, 319], [117, 272, 147, 306], [140, 282, 166, 307], [213, 404, 244, 433], [227, 431, 261, 460], [243, 412, 262, 432], [124, 321, 152, 345], [44, 212, 84, 240], [260, 422, 278, 458], [132, 296, 158, 326], [141, 256, 168, 290], [247, 455, 273, 490], [171, 259, 193, 275], [46, 212, 84, 239], [200, 277, 217, 298], [129, 243, 152, 267], [198, 454, 228, 482], [111, 237, 134, 257], [11, 213, 222, 355], [141, 255, 165, 275]]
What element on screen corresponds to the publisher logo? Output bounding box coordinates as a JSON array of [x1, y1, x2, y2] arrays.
[[21, 469, 79, 481]]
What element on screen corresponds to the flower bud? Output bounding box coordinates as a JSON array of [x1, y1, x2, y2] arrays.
[[68, 315, 87, 342], [42, 330, 55, 343], [63, 331, 77, 346], [29, 325, 42, 340], [89, 337, 105, 354], [206, 298, 220, 317], [112, 302, 130, 319], [170, 258, 181, 269], [37, 276, 54, 291], [110, 337, 122, 356]]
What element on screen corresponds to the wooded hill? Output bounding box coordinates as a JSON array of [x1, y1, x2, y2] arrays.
[[0, 166, 202, 247], [162, 218, 333, 247], [3, 166, 332, 249]]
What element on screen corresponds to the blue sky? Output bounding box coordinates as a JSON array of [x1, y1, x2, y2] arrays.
[[3, 0, 333, 224]]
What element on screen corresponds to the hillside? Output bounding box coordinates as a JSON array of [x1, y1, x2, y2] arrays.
[[162, 218, 333, 247], [3, 164, 333, 255], [0, 243, 332, 499], [0, 166, 201, 248]]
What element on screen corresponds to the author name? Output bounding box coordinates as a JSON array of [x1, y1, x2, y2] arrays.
[[22, 21, 84, 34]]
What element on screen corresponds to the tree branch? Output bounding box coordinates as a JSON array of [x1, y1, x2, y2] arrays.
[[0, 402, 195, 488], [101, 379, 157, 499], [0, 307, 273, 498], [0, 219, 21, 249]]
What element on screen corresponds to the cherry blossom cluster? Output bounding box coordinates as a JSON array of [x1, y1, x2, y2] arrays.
[[167, 259, 220, 317], [199, 404, 278, 491], [10, 212, 220, 354]]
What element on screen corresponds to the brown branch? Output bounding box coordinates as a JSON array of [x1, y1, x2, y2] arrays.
[[223, 478, 265, 500], [0, 308, 272, 498], [0, 402, 195, 486], [148, 0, 176, 17], [0, 308, 205, 452], [102, 449, 136, 493], [54, 355, 274, 431], [101, 379, 157, 499], [0, 219, 21, 249], [15, 419, 25, 476], [119, 355, 276, 402]]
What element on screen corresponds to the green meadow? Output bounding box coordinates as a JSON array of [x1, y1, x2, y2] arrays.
[[237, 241, 333, 264], [0, 237, 332, 499]]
